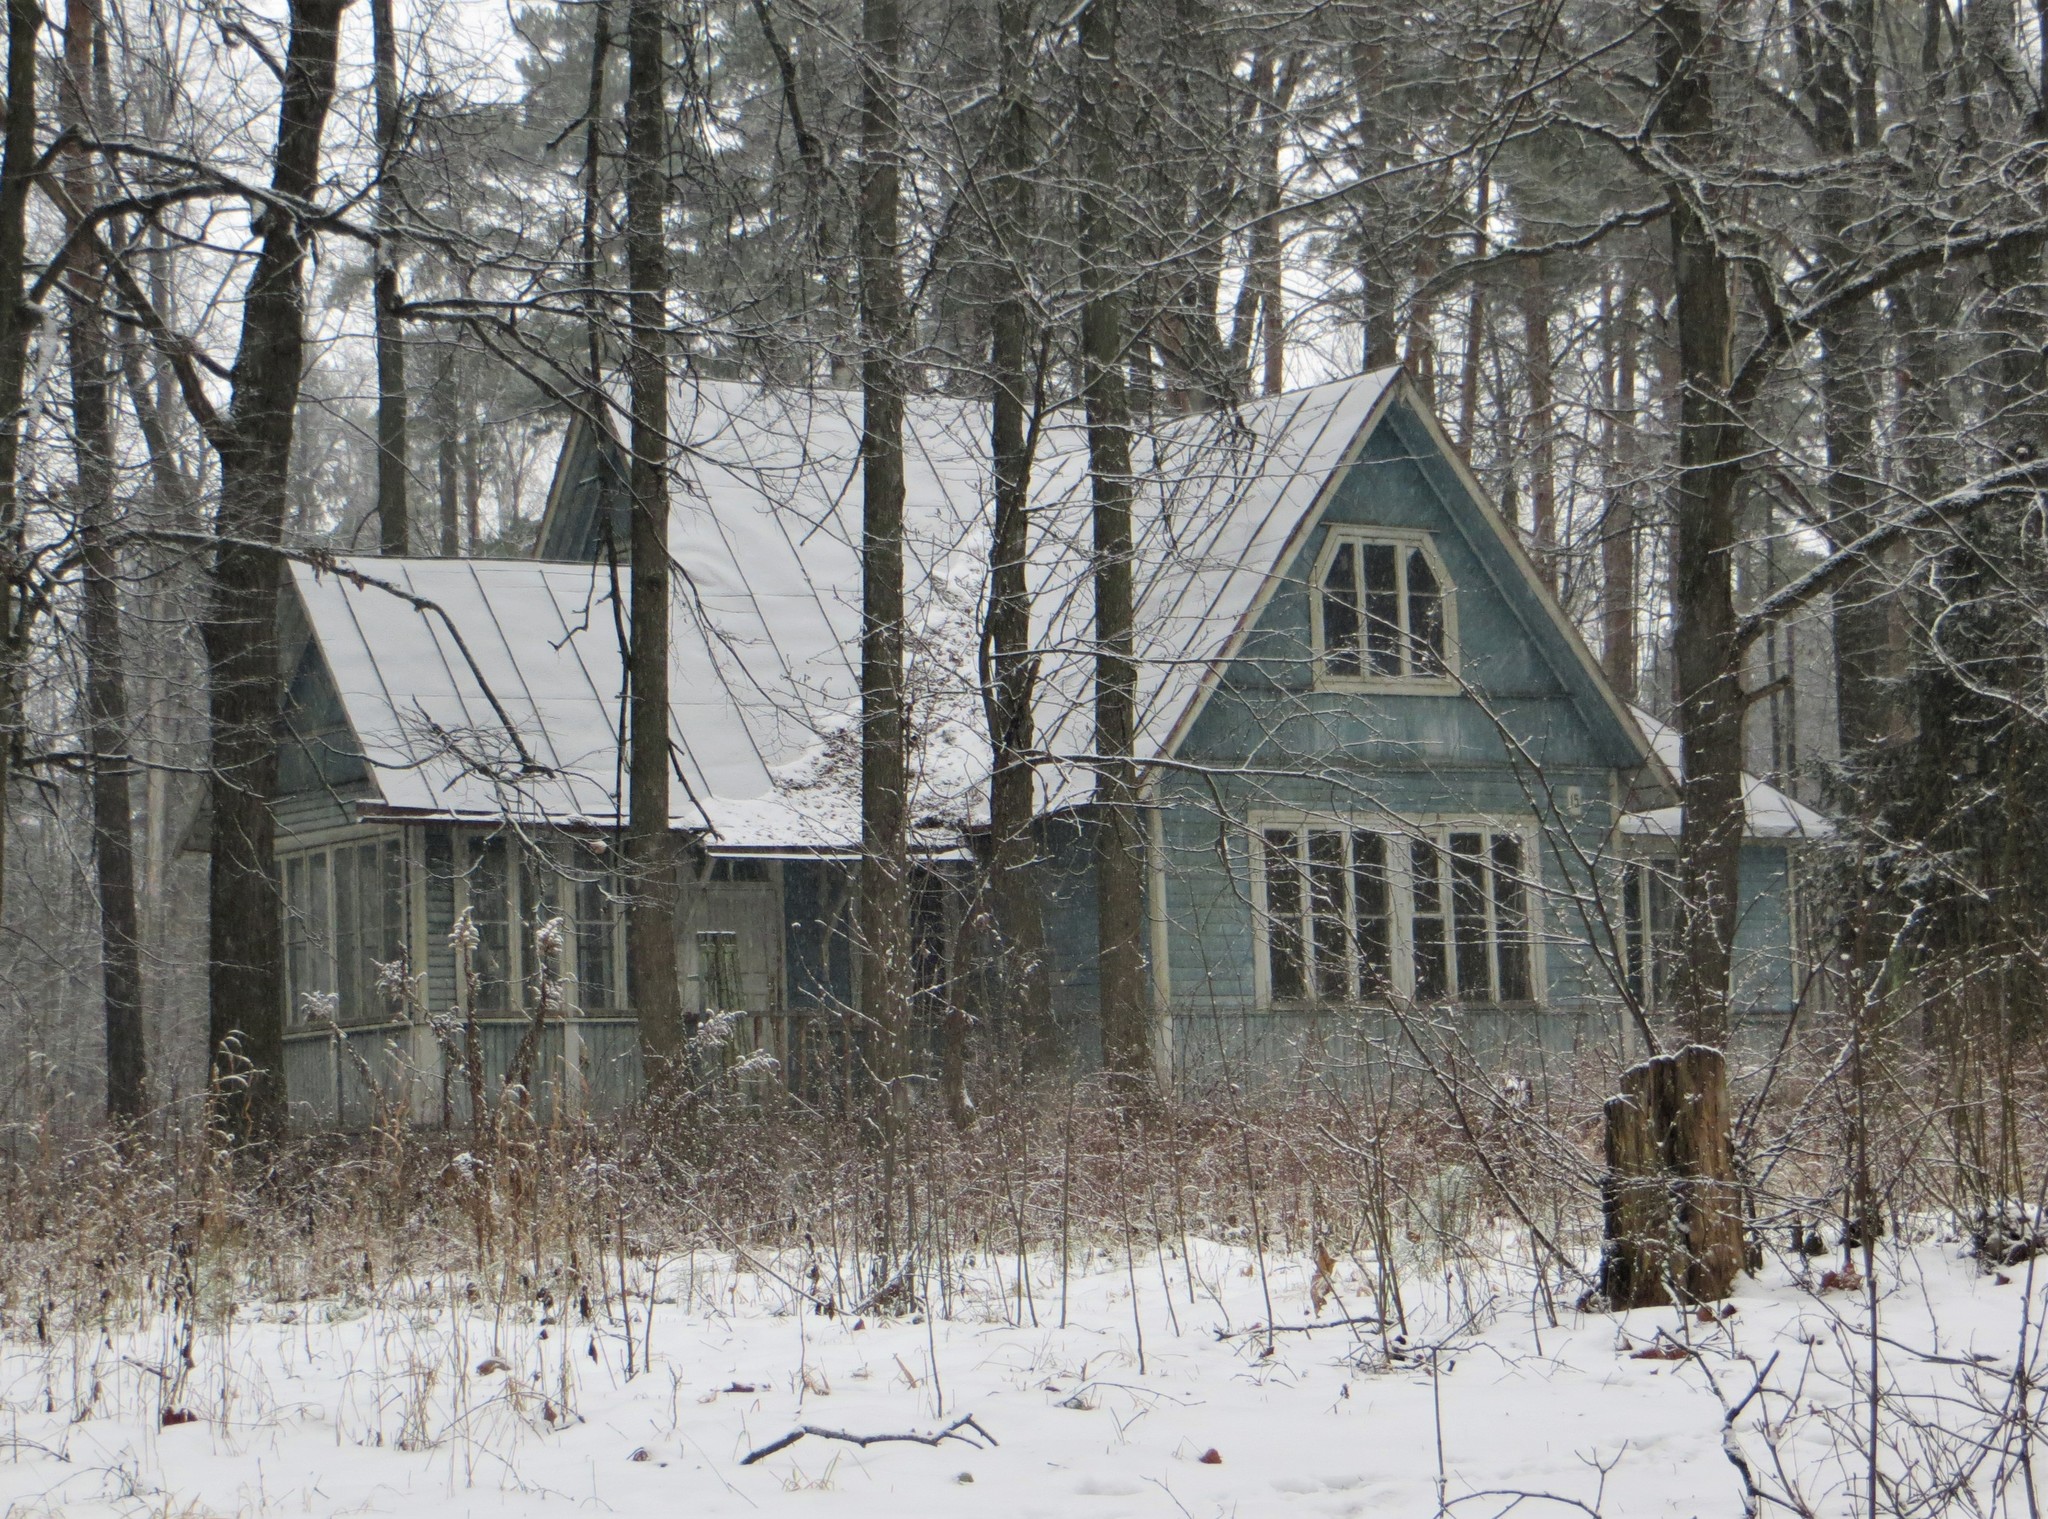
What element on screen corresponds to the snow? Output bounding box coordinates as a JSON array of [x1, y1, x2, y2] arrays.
[[1622, 705, 1832, 840], [0, 1234, 2030, 1516]]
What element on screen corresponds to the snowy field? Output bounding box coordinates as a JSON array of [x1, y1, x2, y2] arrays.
[[0, 1233, 2034, 1517]]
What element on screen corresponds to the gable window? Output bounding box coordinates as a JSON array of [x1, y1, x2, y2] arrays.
[[1621, 858, 1679, 1011], [1316, 533, 1450, 682], [1257, 822, 1534, 1005], [283, 836, 408, 1025]]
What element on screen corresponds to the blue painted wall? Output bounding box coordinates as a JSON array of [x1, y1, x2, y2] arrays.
[[1038, 391, 1806, 1074]]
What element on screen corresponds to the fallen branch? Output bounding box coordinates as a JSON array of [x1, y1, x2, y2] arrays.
[[1215, 1313, 1382, 1339], [739, 1412, 997, 1466]]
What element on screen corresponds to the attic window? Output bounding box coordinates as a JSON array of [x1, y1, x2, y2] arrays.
[[1316, 532, 1451, 683]]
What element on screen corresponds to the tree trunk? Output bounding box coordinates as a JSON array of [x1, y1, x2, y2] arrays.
[[1078, 0, 1151, 1097], [1800, 0, 1895, 759], [984, 0, 1053, 1074], [372, 0, 408, 555], [1521, 257, 1556, 585], [858, 0, 911, 1159], [1655, 0, 1745, 1054], [62, 0, 146, 1121], [436, 343, 461, 556], [1457, 174, 1488, 448], [622, 0, 683, 1073], [1599, 276, 1638, 700], [1601, 1045, 1744, 1305], [581, 0, 610, 385], [0, 0, 39, 945], [205, 0, 350, 1144]]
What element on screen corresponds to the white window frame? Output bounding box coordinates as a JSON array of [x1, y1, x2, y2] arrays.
[[454, 833, 630, 1017], [281, 830, 411, 1027], [1618, 852, 1681, 1014], [1309, 527, 1459, 691], [1250, 812, 1542, 1009]]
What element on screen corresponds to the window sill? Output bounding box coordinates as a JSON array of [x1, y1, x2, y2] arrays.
[[1256, 998, 1547, 1014], [1312, 675, 1461, 696]]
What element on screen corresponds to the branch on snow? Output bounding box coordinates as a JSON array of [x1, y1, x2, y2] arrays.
[[739, 1412, 997, 1466]]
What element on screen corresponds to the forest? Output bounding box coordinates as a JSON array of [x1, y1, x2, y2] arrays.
[[0, 0, 2045, 1511]]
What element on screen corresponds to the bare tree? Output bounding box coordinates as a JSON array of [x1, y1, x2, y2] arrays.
[[372, 0, 408, 555], [623, 0, 682, 1072], [1076, 0, 1150, 1096], [858, 0, 912, 1183], [58, 0, 144, 1119]]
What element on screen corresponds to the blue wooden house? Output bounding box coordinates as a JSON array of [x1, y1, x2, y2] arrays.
[[273, 369, 1823, 1122]]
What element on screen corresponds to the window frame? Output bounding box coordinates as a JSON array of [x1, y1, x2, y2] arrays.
[[454, 832, 630, 1018], [1308, 527, 1459, 691], [280, 830, 411, 1028], [1620, 852, 1681, 1015], [1250, 812, 1542, 1010]]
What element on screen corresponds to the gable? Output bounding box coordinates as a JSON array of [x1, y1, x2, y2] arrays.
[[1173, 384, 1652, 780]]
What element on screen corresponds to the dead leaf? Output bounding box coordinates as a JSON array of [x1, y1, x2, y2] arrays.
[[1630, 1342, 1691, 1361], [1199, 1448, 1223, 1465], [476, 1358, 510, 1376]]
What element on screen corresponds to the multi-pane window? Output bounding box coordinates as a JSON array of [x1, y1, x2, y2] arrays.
[[283, 837, 407, 1024], [1318, 535, 1449, 681], [1258, 823, 1534, 1005], [1621, 859, 1679, 1011], [458, 836, 626, 1015]]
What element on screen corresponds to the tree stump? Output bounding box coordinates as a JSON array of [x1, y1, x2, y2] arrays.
[[1601, 1045, 1744, 1307]]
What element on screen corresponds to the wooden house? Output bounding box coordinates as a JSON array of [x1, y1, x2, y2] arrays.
[[273, 369, 1824, 1122]]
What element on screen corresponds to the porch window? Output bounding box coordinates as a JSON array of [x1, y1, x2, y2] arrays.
[[459, 836, 626, 1015], [282, 836, 407, 1025], [1257, 823, 1534, 1005], [1316, 533, 1450, 682], [1621, 859, 1679, 1011]]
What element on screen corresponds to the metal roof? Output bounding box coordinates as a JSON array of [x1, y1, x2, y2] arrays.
[[290, 370, 1401, 845]]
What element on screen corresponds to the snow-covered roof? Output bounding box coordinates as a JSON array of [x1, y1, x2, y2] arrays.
[[291, 370, 1399, 847], [1620, 706, 1832, 841]]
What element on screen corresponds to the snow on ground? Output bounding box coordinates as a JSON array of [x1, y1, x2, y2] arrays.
[[0, 1235, 2033, 1516]]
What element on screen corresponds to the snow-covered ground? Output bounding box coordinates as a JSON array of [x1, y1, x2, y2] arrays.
[[0, 1234, 2035, 1516]]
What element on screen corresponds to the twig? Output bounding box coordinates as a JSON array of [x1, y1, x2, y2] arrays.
[[739, 1412, 997, 1466], [1216, 1313, 1383, 1339]]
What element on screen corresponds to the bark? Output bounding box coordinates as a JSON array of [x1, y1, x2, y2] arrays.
[[1521, 258, 1556, 584], [857, 0, 911, 1144], [205, 0, 350, 1144], [436, 343, 460, 556], [1078, 0, 1151, 1095], [1457, 174, 1489, 448], [1600, 277, 1638, 699], [62, 0, 145, 1120], [622, 0, 683, 1072], [1799, 0, 1895, 757], [581, 0, 610, 384], [1601, 1046, 1744, 1305], [1654, 0, 1745, 1052], [983, 0, 1053, 1072], [1347, 34, 1397, 370], [0, 0, 39, 944], [372, 0, 407, 555]]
